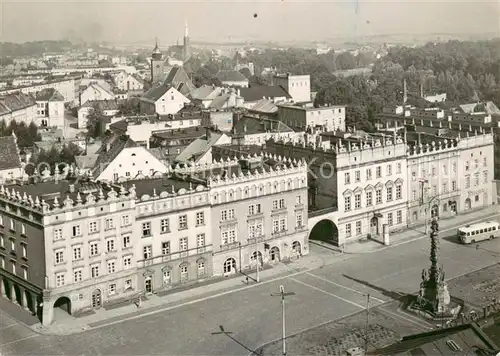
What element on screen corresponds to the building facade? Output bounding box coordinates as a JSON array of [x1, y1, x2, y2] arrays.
[[0, 173, 138, 325], [278, 104, 346, 133], [204, 156, 309, 275], [273, 74, 311, 103], [131, 179, 212, 293]]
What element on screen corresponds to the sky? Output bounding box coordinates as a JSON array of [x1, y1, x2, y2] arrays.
[[0, 0, 499, 44]]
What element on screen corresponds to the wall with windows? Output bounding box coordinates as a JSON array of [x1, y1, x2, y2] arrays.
[[208, 160, 309, 276], [41, 191, 137, 323], [133, 186, 212, 292], [336, 137, 408, 244]]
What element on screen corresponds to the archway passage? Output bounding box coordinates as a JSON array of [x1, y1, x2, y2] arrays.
[[465, 198, 472, 211], [53, 296, 71, 315], [13, 284, 22, 306], [292, 241, 302, 256], [309, 219, 339, 246]]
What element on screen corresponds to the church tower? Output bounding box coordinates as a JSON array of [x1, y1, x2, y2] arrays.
[[150, 39, 164, 85], [182, 20, 190, 61]]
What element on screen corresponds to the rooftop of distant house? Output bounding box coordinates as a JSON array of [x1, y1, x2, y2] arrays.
[[278, 102, 345, 111], [0, 92, 36, 115], [34, 88, 65, 102], [81, 99, 119, 111], [151, 126, 205, 141], [238, 85, 291, 102], [233, 115, 295, 136], [217, 70, 248, 83], [374, 323, 498, 355]]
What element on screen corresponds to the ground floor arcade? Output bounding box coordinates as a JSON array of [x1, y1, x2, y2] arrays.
[[0, 273, 42, 320]]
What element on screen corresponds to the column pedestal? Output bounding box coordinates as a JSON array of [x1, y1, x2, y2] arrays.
[[0, 277, 6, 298], [20, 287, 29, 311], [10, 283, 17, 305], [41, 297, 54, 326]]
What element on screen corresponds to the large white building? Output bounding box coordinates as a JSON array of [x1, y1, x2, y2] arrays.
[[278, 103, 346, 133], [0, 154, 309, 325], [266, 125, 496, 246]]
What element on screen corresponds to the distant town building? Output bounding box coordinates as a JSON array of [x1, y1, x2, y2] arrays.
[[34, 88, 65, 128], [272, 74, 311, 103]]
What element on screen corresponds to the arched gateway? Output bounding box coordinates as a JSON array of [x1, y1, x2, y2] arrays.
[[309, 219, 339, 246]]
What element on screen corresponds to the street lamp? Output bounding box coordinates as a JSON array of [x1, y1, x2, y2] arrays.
[[255, 237, 260, 283], [271, 285, 295, 356]]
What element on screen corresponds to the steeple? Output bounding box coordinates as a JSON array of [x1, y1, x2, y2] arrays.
[[152, 37, 162, 60], [184, 19, 189, 38]]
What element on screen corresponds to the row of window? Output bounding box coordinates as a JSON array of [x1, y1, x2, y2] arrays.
[[345, 211, 403, 237], [0, 256, 29, 279], [143, 234, 206, 259], [221, 198, 301, 222], [345, 163, 403, 185], [222, 213, 303, 245], [345, 186, 402, 212], [142, 212, 204, 237], [0, 217, 26, 235], [465, 172, 489, 189], [54, 215, 132, 240]]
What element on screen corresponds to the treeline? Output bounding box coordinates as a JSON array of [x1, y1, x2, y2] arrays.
[[0, 40, 73, 57], [314, 39, 500, 132], [0, 119, 41, 148]]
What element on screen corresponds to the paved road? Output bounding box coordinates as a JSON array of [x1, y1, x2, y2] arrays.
[[2, 219, 500, 356]]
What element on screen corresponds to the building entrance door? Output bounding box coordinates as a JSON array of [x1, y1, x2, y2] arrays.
[[91, 289, 101, 308], [370, 217, 379, 236], [145, 278, 152, 294]]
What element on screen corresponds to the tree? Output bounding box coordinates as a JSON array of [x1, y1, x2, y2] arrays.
[[118, 98, 140, 115], [86, 103, 105, 139]]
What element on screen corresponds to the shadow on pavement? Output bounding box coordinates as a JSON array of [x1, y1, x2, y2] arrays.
[[211, 325, 261, 355], [342, 274, 406, 301]]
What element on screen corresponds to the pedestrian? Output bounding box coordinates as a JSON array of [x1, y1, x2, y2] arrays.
[[246, 276, 249, 284]]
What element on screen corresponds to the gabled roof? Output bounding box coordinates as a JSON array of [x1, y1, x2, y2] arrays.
[[0, 134, 22, 171], [209, 93, 235, 110], [142, 85, 173, 102], [175, 132, 225, 163], [217, 70, 248, 83], [164, 66, 195, 96], [233, 116, 294, 135], [83, 83, 114, 98], [92, 135, 138, 178], [249, 98, 279, 113], [81, 99, 119, 111], [0, 92, 36, 114], [35, 88, 65, 102], [238, 85, 291, 102], [75, 155, 98, 170], [190, 85, 222, 101]]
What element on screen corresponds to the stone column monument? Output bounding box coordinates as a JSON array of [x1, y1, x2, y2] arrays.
[[417, 219, 451, 314]]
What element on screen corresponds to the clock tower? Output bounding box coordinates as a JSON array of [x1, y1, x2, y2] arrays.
[[150, 39, 164, 85]]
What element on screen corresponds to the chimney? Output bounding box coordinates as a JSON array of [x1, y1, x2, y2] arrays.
[[243, 123, 247, 132], [106, 142, 111, 152], [206, 127, 211, 140]]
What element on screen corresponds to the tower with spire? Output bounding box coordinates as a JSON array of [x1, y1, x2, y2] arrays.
[[150, 38, 165, 85], [182, 20, 190, 62]]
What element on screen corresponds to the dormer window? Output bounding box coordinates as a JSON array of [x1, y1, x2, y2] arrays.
[[131, 153, 136, 157]]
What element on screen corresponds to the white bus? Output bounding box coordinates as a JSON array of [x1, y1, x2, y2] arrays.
[[457, 221, 500, 244]]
